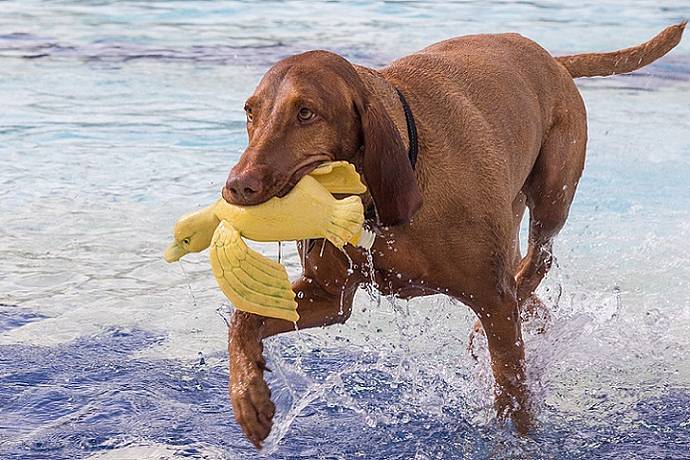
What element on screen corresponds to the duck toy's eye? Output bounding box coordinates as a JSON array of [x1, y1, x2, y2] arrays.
[[182, 238, 191, 245]]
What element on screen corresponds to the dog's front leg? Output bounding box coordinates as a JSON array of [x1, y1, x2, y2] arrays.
[[228, 310, 273, 448], [229, 272, 358, 448]]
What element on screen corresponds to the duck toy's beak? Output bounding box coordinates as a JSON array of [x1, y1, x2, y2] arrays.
[[164, 241, 186, 263]]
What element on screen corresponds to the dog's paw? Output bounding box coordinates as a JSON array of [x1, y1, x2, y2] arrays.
[[495, 388, 534, 436], [521, 293, 551, 335], [230, 354, 276, 449]]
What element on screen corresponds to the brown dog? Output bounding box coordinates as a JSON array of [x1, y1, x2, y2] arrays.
[[222, 23, 686, 448]]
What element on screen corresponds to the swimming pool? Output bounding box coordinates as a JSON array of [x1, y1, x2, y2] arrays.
[[1, 1, 689, 459]]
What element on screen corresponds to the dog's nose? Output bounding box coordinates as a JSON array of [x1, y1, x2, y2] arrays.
[[224, 169, 269, 205]]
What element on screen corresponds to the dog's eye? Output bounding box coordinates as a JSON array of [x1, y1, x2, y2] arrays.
[[244, 105, 253, 122], [297, 107, 315, 122]]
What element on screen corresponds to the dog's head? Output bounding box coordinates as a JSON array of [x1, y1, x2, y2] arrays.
[[223, 50, 422, 226]]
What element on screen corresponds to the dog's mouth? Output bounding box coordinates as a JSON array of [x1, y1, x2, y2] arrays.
[[222, 156, 331, 206], [275, 156, 331, 198]]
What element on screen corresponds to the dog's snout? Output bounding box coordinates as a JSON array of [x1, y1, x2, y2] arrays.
[[223, 168, 271, 205], [226, 175, 260, 199]]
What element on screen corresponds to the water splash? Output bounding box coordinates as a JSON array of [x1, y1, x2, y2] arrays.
[[2, 0, 690, 458], [179, 262, 199, 311]]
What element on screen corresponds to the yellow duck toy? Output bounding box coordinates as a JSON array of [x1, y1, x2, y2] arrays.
[[164, 161, 374, 322]]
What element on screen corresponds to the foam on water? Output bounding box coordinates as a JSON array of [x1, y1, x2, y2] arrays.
[[1, 1, 690, 458]]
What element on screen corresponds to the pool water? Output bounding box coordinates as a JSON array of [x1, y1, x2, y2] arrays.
[[1, 1, 689, 459]]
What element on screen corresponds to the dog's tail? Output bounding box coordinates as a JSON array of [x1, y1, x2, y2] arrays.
[[556, 22, 686, 78]]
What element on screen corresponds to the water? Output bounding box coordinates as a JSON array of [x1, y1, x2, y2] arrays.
[[1, 1, 689, 458]]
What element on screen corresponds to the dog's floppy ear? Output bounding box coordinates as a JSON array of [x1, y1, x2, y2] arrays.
[[356, 94, 423, 227]]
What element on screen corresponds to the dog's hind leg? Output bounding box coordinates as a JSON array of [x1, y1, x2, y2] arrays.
[[509, 192, 551, 330], [468, 192, 547, 355], [517, 97, 587, 304], [508, 192, 548, 319], [464, 271, 533, 434]]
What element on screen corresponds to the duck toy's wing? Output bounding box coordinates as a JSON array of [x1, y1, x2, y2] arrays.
[[310, 161, 367, 195], [209, 220, 299, 322]]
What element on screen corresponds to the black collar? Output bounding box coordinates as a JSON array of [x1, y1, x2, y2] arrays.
[[307, 90, 418, 252], [363, 88, 418, 222], [395, 87, 418, 169]]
